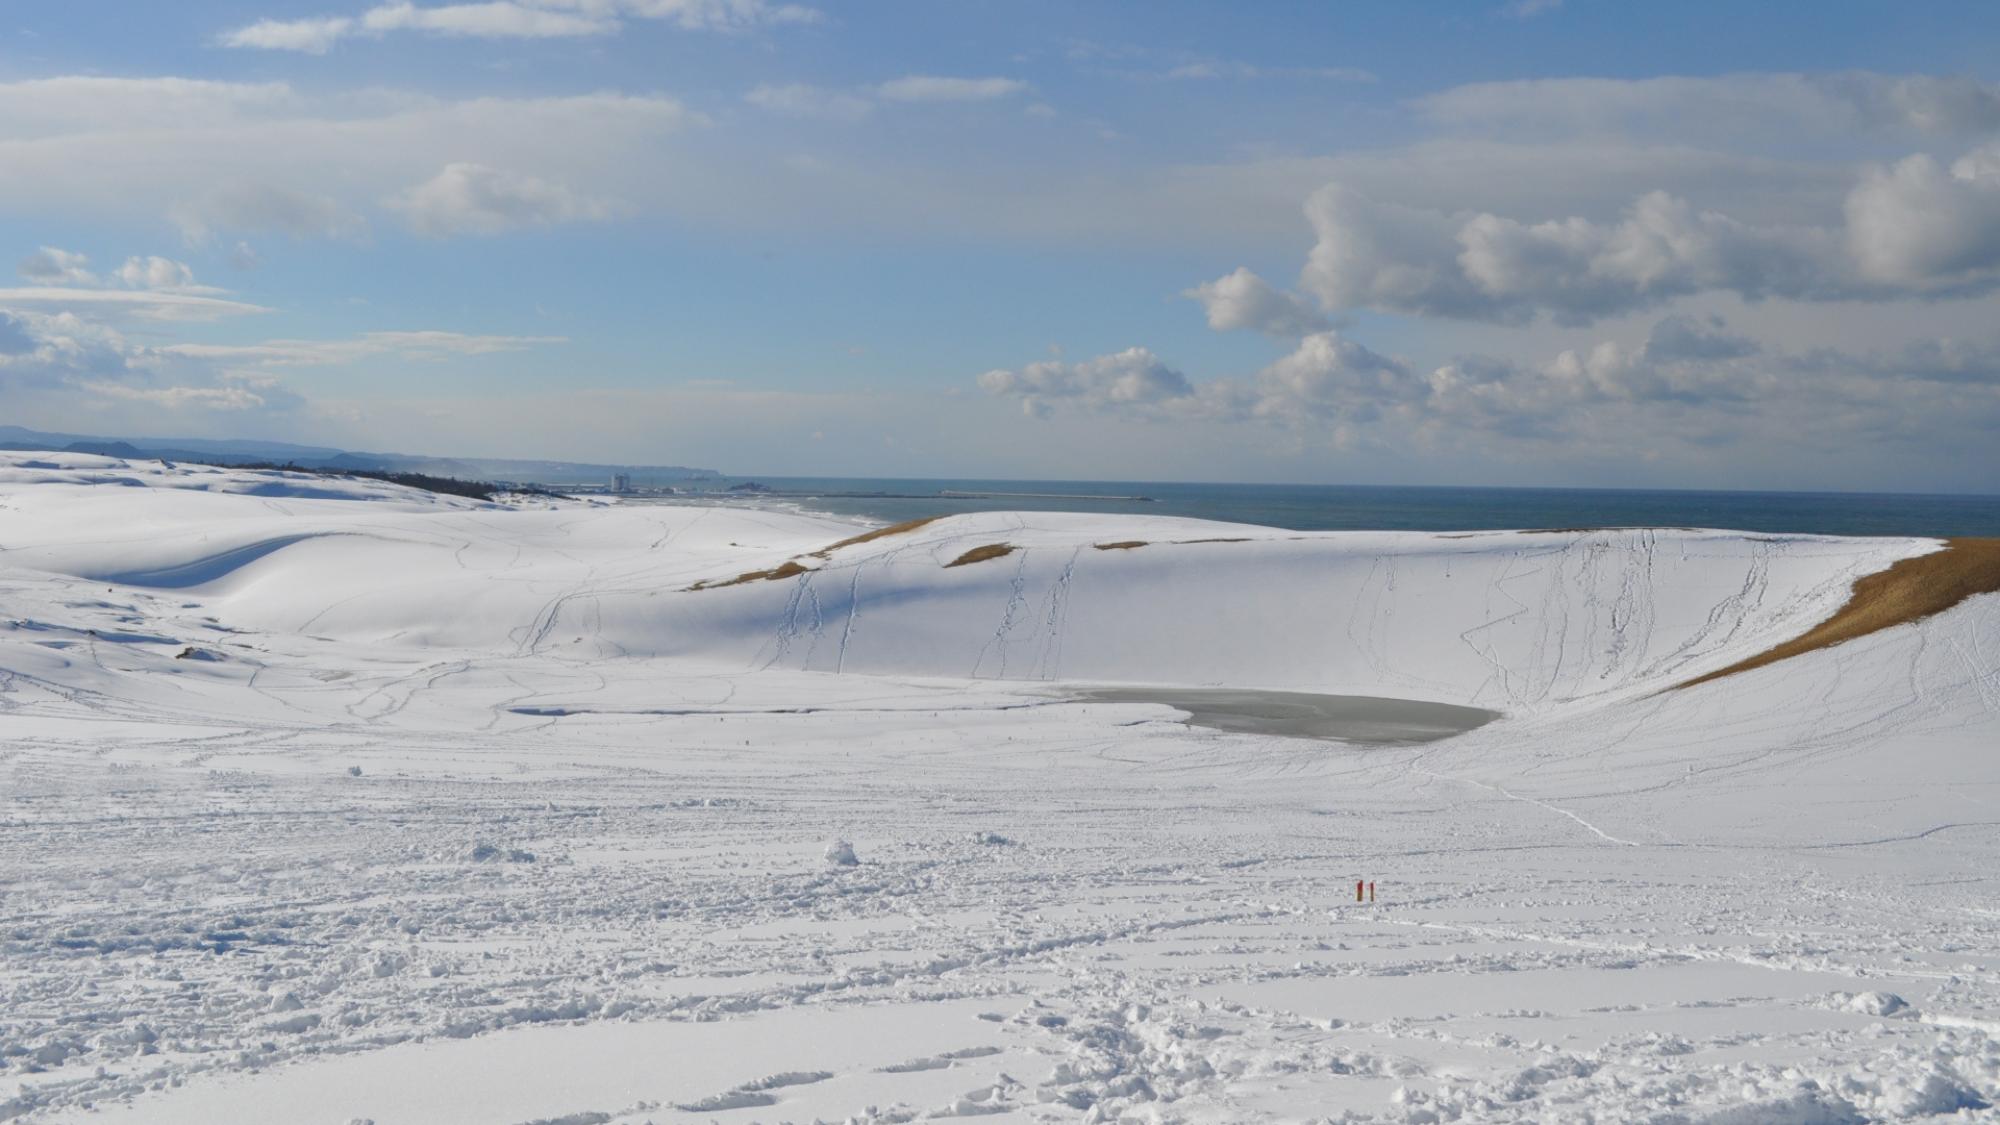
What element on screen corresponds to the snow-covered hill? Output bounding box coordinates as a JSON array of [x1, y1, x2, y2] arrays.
[[3, 453, 1996, 1123], [0, 453, 1931, 710]]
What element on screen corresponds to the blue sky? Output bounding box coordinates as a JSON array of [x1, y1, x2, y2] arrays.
[[5, 1, 2000, 489]]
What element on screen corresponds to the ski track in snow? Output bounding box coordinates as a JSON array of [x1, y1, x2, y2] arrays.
[[0, 452, 1996, 1124]]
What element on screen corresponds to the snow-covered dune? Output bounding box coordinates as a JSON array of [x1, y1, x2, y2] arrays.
[[5, 453, 1998, 1124], [0, 453, 1932, 714]]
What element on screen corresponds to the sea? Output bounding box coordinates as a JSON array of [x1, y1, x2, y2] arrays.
[[649, 476, 2000, 538]]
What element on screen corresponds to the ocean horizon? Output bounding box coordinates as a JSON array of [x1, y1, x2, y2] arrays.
[[662, 476, 2000, 538]]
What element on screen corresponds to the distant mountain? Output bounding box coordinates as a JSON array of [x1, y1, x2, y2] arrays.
[[0, 426, 719, 485]]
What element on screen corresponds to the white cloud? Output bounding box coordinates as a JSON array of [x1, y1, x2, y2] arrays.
[[1299, 146, 2000, 324], [0, 305, 291, 419], [6, 249, 234, 334], [392, 162, 614, 236], [1501, 0, 1562, 18], [745, 83, 872, 121], [220, 0, 819, 51], [748, 75, 1054, 120], [1420, 72, 2000, 141], [0, 83, 698, 243], [978, 332, 1412, 425], [0, 288, 570, 431], [360, 1, 617, 38], [19, 247, 97, 286], [1845, 149, 2000, 286], [0, 77, 297, 135], [622, 0, 821, 30], [972, 315, 2000, 480], [0, 311, 36, 356], [875, 76, 1029, 103], [0, 74, 1846, 261], [219, 16, 355, 53], [0, 287, 266, 322], [1159, 60, 1375, 83], [172, 185, 370, 245], [161, 330, 567, 366], [977, 347, 1193, 417], [80, 381, 269, 410], [114, 256, 199, 290], [1183, 267, 1329, 337]]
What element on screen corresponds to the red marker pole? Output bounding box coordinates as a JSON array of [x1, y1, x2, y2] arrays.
[[1355, 879, 1364, 903], [1369, 881, 1376, 903]]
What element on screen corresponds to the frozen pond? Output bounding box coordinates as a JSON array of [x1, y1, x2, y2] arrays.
[[1078, 687, 1500, 744]]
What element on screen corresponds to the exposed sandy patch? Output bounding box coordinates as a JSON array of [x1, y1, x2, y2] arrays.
[[1678, 538, 2000, 689], [809, 517, 944, 559], [687, 560, 813, 591], [1094, 541, 1149, 551], [689, 519, 944, 590], [944, 544, 1016, 568]]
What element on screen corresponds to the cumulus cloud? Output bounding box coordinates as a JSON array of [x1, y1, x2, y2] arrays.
[[114, 256, 199, 290], [1183, 267, 1329, 337], [0, 304, 295, 419], [391, 163, 614, 236], [220, 0, 818, 51], [1845, 149, 2000, 286], [977, 347, 1193, 418], [19, 247, 96, 286], [875, 76, 1029, 103], [1300, 184, 1834, 324], [979, 332, 1415, 425], [974, 314, 2000, 476], [21, 249, 206, 294], [0, 284, 566, 428], [0, 309, 148, 386], [1299, 146, 2000, 324]]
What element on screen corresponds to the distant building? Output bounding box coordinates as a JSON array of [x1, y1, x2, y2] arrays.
[[611, 473, 631, 493]]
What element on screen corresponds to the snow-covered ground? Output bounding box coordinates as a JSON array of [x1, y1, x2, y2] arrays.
[[2, 452, 1996, 1123]]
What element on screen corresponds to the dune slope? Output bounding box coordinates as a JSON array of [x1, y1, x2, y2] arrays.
[[3, 453, 1997, 1124]]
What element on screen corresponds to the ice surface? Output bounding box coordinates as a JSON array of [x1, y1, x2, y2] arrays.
[[1073, 687, 1498, 743], [0, 453, 1995, 1123]]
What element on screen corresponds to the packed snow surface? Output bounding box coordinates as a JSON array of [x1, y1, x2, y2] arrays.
[[2, 452, 1997, 1123]]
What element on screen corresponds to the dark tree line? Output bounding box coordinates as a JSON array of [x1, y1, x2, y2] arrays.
[[189, 460, 567, 502]]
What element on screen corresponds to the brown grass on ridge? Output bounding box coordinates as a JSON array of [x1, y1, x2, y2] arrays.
[[808, 516, 943, 559], [687, 560, 813, 591], [944, 544, 1016, 568], [1677, 538, 2000, 689], [1094, 540, 1148, 551]]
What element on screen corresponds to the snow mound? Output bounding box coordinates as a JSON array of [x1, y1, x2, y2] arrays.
[[0, 453, 1940, 715]]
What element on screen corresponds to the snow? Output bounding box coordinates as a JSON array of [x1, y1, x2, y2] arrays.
[[1, 452, 1997, 1122]]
